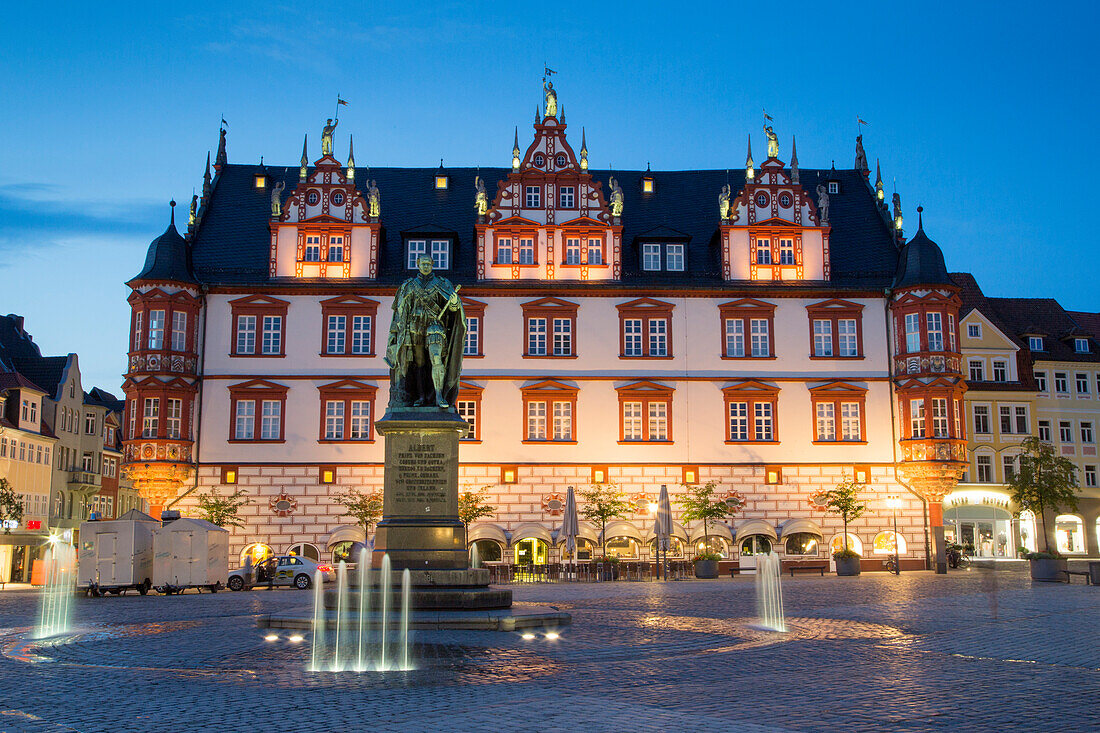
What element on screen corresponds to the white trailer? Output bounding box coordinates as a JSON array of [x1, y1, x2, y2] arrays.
[[77, 509, 158, 596], [152, 517, 229, 594]]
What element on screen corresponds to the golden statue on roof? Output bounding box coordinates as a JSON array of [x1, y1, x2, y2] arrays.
[[321, 118, 338, 156]]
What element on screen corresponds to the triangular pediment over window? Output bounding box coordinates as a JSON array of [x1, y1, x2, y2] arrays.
[[808, 381, 868, 397], [722, 379, 780, 396]]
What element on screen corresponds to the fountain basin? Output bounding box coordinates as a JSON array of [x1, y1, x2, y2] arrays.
[[324, 587, 512, 610], [259, 603, 569, 632]]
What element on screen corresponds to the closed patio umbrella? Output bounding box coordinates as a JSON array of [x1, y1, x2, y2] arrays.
[[653, 484, 672, 580], [560, 486, 580, 574]]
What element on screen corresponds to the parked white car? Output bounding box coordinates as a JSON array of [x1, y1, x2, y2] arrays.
[[227, 556, 334, 591]]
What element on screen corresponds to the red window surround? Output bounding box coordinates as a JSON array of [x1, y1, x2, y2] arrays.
[[228, 379, 288, 443], [616, 298, 675, 359], [806, 299, 865, 359], [898, 378, 967, 441], [319, 295, 379, 357], [558, 226, 608, 269], [808, 381, 869, 444], [492, 223, 540, 267], [616, 381, 674, 444], [520, 379, 578, 444], [317, 380, 377, 443], [229, 295, 290, 357], [456, 381, 484, 442], [461, 297, 487, 359], [718, 298, 776, 359], [722, 380, 780, 444], [122, 376, 195, 442], [521, 297, 579, 358], [295, 224, 353, 277], [127, 288, 201, 359]]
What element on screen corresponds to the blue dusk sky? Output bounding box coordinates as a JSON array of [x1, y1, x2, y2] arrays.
[[1, 1, 1097, 393]]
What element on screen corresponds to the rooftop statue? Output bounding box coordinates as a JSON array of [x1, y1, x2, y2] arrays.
[[367, 179, 381, 218], [270, 181, 285, 218], [855, 134, 868, 172], [474, 175, 488, 217], [764, 124, 779, 159], [608, 176, 624, 218], [544, 81, 558, 118], [322, 118, 338, 156], [815, 184, 830, 224], [384, 256, 466, 410], [719, 184, 731, 221], [892, 192, 903, 226]]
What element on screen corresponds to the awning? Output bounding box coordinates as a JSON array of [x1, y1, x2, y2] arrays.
[[734, 519, 778, 543], [642, 521, 689, 543], [467, 523, 507, 546], [688, 521, 734, 544], [779, 518, 824, 539], [555, 520, 600, 545], [324, 525, 366, 549], [601, 520, 643, 542], [509, 523, 553, 546]]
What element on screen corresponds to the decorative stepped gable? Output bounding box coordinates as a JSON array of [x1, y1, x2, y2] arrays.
[[269, 123, 377, 279], [476, 83, 621, 281], [720, 128, 830, 282]]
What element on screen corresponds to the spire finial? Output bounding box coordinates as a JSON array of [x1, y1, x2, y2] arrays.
[[917, 205, 924, 231], [745, 134, 755, 181], [300, 134, 309, 180], [347, 134, 356, 181], [215, 126, 227, 170], [874, 159, 884, 202], [790, 136, 799, 183], [560, 105, 565, 124], [535, 105, 540, 124], [512, 126, 521, 170], [169, 199, 176, 226], [579, 127, 588, 171]]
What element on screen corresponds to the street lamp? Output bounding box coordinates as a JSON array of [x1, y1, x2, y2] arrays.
[[885, 496, 902, 575]]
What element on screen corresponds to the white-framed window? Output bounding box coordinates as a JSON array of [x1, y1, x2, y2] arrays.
[[518, 238, 534, 265], [1003, 454, 1017, 481], [666, 244, 685, 271], [525, 186, 541, 208], [260, 400, 281, 440], [133, 312, 143, 350], [304, 235, 321, 262], [407, 239, 426, 269], [1076, 373, 1090, 395], [351, 315, 371, 355], [910, 399, 925, 438], [813, 320, 833, 357], [1029, 336, 1044, 351], [234, 400, 255, 440], [622, 402, 643, 441], [778, 239, 795, 265], [623, 319, 643, 357], [828, 181, 839, 194], [327, 315, 346, 354], [552, 318, 572, 356], [992, 360, 1007, 382], [129, 399, 136, 440], [29, 401, 36, 423], [552, 401, 572, 441], [147, 309, 165, 350], [976, 454, 993, 483], [755, 238, 772, 265], [327, 235, 344, 262], [350, 401, 371, 440], [142, 398, 159, 438], [526, 401, 546, 440], [969, 360, 985, 381], [587, 238, 603, 265], [430, 239, 450, 270], [236, 315, 257, 355], [649, 319, 668, 357], [464, 316, 480, 356], [1036, 371, 1047, 392], [261, 316, 282, 354], [1055, 372, 1068, 393], [1082, 421, 1095, 444], [85, 412, 96, 435], [565, 238, 581, 265], [1038, 419, 1052, 442], [725, 319, 745, 357], [166, 398, 182, 439], [926, 312, 944, 352], [642, 243, 661, 271], [932, 398, 949, 437], [171, 311, 187, 351], [905, 313, 921, 353], [559, 186, 575, 208], [973, 405, 990, 434], [816, 402, 835, 441], [527, 317, 547, 355], [1076, 338, 1090, 354], [967, 323, 982, 338], [648, 401, 668, 441], [754, 402, 773, 441], [750, 319, 770, 357], [456, 400, 477, 441], [1059, 421, 1073, 443], [325, 400, 344, 440], [838, 319, 858, 357], [841, 402, 861, 441], [496, 238, 513, 264], [1085, 465, 1098, 488]]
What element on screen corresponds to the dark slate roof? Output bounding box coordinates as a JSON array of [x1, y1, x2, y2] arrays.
[[984, 297, 1100, 364], [0, 371, 47, 394], [950, 272, 1036, 391], [1068, 311, 1100, 340], [10, 356, 69, 398], [894, 215, 951, 288], [85, 387, 124, 413], [0, 315, 73, 399], [190, 163, 900, 291], [130, 212, 197, 285]]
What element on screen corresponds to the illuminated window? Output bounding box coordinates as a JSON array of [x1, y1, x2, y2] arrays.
[[501, 466, 518, 483], [407, 240, 426, 269], [254, 175, 266, 189], [778, 239, 795, 265], [319, 467, 336, 484], [641, 177, 654, 193], [221, 467, 237, 484], [910, 398, 925, 438], [755, 238, 772, 265], [304, 235, 321, 262], [327, 236, 344, 262], [496, 238, 513, 264], [434, 174, 449, 190], [147, 310, 165, 350], [872, 531, 907, 555], [559, 186, 575, 208]]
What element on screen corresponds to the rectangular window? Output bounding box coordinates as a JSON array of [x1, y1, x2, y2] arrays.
[[327, 315, 346, 354], [325, 400, 345, 440], [1086, 466, 1098, 487], [778, 239, 795, 265], [816, 402, 835, 441], [666, 244, 685, 271], [910, 398, 926, 438], [1029, 336, 1044, 351], [993, 361, 1007, 382], [464, 317, 480, 356], [976, 455, 993, 483], [559, 186, 575, 208], [1082, 421, 1095, 444], [1035, 371, 1047, 392], [85, 412, 96, 435], [518, 238, 534, 265], [234, 400, 255, 440], [430, 239, 449, 270], [236, 315, 257, 355], [973, 405, 990, 434], [1059, 421, 1073, 443], [1055, 372, 1068, 393], [29, 402, 36, 422], [261, 316, 282, 354], [527, 317, 547, 355], [648, 319, 668, 357], [304, 235, 321, 262], [623, 402, 643, 441], [926, 312, 944, 352], [327, 235, 344, 262], [754, 402, 774, 441], [351, 315, 371, 355], [407, 239, 426, 269], [932, 398, 949, 437], [905, 313, 921, 353], [967, 323, 982, 338], [142, 398, 159, 438], [526, 401, 547, 440], [565, 238, 581, 265], [147, 309, 165, 350], [750, 319, 770, 357], [969, 360, 985, 382], [1038, 419, 1051, 442], [350, 401, 371, 440], [813, 319, 833, 357], [1000, 406, 1013, 434], [725, 319, 745, 357], [456, 400, 477, 441], [841, 402, 861, 441], [587, 238, 603, 265], [828, 181, 839, 194], [552, 401, 572, 441], [1076, 373, 1089, 395], [552, 318, 572, 356], [260, 400, 281, 440], [129, 399, 136, 440], [648, 402, 668, 441], [133, 312, 142, 351], [728, 402, 748, 441], [755, 238, 772, 265], [1015, 407, 1028, 434], [496, 238, 513, 264], [838, 319, 858, 357], [623, 319, 643, 357], [1076, 338, 1090, 354], [642, 243, 661, 271], [948, 314, 956, 352], [166, 398, 182, 439], [1003, 455, 1017, 481], [525, 186, 541, 208], [171, 311, 187, 351]]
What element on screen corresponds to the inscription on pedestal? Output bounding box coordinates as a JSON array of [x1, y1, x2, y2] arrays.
[[392, 441, 449, 512]]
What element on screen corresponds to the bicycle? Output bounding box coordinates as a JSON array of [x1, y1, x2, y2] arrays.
[[946, 544, 971, 569], [884, 557, 899, 574]]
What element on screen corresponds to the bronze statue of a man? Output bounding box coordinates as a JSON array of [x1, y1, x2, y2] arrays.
[[385, 255, 466, 409]]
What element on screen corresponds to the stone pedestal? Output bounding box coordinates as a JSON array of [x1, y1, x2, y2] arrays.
[[373, 409, 469, 571]]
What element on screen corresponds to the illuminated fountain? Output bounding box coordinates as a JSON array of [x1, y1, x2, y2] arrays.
[[755, 552, 787, 632], [34, 538, 76, 639]]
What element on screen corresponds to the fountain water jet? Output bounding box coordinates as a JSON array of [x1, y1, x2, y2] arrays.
[[469, 543, 480, 568], [379, 553, 391, 670], [34, 540, 76, 639], [356, 548, 372, 672], [332, 560, 348, 671], [755, 552, 787, 632], [400, 568, 411, 671], [309, 568, 324, 671]]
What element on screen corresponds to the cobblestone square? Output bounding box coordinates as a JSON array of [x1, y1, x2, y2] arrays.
[[0, 569, 1098, 732]]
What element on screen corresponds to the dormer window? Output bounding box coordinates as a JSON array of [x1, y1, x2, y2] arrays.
[[828, 182, 839, 194], [1076, 338, 1090, 353], [641, 176, 655, 194], [407, 239, 450, 270], [1029, 336, 1044, 351], [434, 174, 449, 190], [525, 186, 541, 207], [642, 243, 660, 271], [254, 175, 266, 189], [642, 242, 685, 271], [304, 236, 321, 262], [327, 236, 344, 262], [666, 244, 684, 271]]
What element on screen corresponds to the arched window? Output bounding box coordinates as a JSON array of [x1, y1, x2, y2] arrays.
[[648, 536, 685, 558], [606, 536, 640, 559], [872, 530, 907, 555], [470, 539, 503, 563], [286, 543, 320, 562], [829, 533, 863, 556], [1055, 515, 1085, 554], [784, 533, 820, 556], [513, 538, 548, 565], [740, 535, 771, 557], [695, 536, 730, 558]]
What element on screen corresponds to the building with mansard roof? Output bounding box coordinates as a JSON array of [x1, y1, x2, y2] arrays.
[[121, 89, 976, 572]]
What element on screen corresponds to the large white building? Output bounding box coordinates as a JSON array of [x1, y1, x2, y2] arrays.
[[122, 91, 970, 572]]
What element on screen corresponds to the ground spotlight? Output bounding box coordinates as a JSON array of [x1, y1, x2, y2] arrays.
[[521, 633, 535, 640], [264, 634, 279, 642], [545, 631, 560, 640], [288, 634, 304, 643]]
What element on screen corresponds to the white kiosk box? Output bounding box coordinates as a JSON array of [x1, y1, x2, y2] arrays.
[[77, 509, 158, 595], [152, 517, 229, 594]]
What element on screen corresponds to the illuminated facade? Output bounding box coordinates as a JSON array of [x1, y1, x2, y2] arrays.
[[120, 91, 990, 570]]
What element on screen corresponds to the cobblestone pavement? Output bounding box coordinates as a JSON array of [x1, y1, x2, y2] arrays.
[[0, 569, 1098, 732]]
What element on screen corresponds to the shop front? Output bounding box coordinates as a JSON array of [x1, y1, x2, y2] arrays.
[[943, 487, 1029, 559], [0, 525, 51, 583]]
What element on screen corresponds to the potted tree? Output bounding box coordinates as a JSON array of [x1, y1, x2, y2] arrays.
[[678, 481, 743, 579], [458, 484, 496, 563], [579, 482, 630, 580], [1007, 437, 1081, 582], [824, 480, 867, 576]]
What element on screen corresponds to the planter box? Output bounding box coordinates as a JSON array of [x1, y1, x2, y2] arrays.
[[693, 559, 719, 579], [1029, 557, 1067, 582], [835, 556, 861, 576]]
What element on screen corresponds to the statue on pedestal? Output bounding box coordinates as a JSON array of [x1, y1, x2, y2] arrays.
[[322, 118, 338, 156], [474, 175, 488, 217], [367, 179, 381, 218], [764, 124, 779, 159], [608, 176, 624, 218], [815, 184, 830, 224], [270, 181, 285, 218], [855, 134, 868, 172], [719, 184, 731, 221], [384, 256, 466, 410], [544, 81, 558, 118]]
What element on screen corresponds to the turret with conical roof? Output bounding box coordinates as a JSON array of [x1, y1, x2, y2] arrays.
[[893, 207, 952, 289], [129, 202, 198, 286]]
